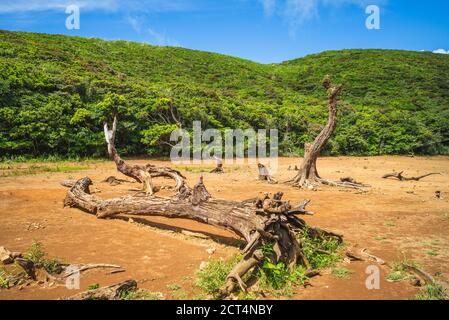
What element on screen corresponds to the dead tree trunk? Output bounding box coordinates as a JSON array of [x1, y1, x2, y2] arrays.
[[64, 177, 342, 297], [288, 76, 367, 189], [104, 116, 188, 195]]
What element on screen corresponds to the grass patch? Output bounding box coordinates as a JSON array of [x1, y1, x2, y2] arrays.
[[385, 222, 396, 228], [0, 155, 105, 164], [421, 240, 441, 247], [192, 294, 207, 300], [120, 289, 163, 300], [426, 250, 438, 257], [195, 230, 344, 298], [374, 236, 388, 241], [166, 283, 181, 291], [196, 255, 242, 296], [25, 240, 63, 274], [443, 213, 449, 220], [414, 283, 447, 300], [299, 228, 342, 270], [386, 259, 419, 282], [332, 268, 353, 279], [0, 269, 10, 289], [172, 289, 188, 299], [0, 164, 89, 177], [386, 271, 407, 282], [88, 283, 100, 291], [257, 261, 308, 297], [174, 166, 214, 173]]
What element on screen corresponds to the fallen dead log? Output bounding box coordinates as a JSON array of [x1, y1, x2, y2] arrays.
[[382, 171, 441, 181], [64, 176, 343, 297], [67, 280, 137, 300]]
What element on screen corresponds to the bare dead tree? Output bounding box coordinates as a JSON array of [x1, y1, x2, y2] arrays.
[[287, 76, 367, 190], [382, 171, 441, 181], [64, 177, 342, 298], [103, 116, 189, 196]]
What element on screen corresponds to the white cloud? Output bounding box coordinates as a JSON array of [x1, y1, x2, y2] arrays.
[[260, 0, 383, 34], [260, 0, 277, 16], [147, 27, 180, 47], [433, 49, 449, 55], [127, 15, 180, 47], [0, 0, 191, 14]]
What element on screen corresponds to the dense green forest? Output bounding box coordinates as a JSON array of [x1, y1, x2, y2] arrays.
[[0, 30, 448, 159]]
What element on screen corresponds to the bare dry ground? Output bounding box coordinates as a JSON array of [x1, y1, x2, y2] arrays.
[[0, 156, 448, 300]]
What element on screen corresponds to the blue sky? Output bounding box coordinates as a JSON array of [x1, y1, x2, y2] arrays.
[[0, 0, 448, 63]]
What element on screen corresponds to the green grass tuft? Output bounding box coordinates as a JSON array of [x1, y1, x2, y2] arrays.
[[166, 283, 181, 291], [88, 283, 100, 291], [332, 268, 353, 279], [196, 255, 242, 296], [25, 240, 63, 274], [0, 269, 10, 289], [299, 228, 342, 270], [414, 283, 447, 300], [120, 289, 163, 300], [426, 250, 438, 257]]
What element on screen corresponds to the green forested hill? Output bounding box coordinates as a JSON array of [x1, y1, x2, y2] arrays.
[[0, 30, 448, 158]]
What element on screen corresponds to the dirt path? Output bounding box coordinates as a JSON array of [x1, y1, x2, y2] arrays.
[[0, 156, 448, 300]]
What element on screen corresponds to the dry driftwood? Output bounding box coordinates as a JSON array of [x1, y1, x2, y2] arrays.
[[64, 176, 343, 297], [382, 171, 441, 182], [287, 77, 367, 190], [67, 280, 137, 300]]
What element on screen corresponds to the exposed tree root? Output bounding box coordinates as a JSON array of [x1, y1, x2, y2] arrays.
[[382, 171, 441, 181], [63, 176, 343, 297]]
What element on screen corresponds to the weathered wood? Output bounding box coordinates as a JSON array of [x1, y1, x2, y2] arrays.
[[288, 76, 366, 190], [15, 258, 37, 280], [382, 171, 441, 181], [101, 176, 130, 186], [67, 280, 137, 300], [104, 116, 190, 196], [257, 163, 278, 184], [64, 176, 343, 297]]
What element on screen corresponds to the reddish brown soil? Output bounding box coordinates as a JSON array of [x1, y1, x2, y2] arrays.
[[0, 156, 448, 300]]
